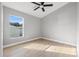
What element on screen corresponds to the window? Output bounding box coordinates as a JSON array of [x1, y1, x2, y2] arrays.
[[9, 15, 24, 38]]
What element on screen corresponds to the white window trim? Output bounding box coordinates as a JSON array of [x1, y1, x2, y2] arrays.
[[9, 15, 24, 39]]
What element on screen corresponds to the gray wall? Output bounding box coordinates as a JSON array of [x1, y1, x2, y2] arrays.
[[77, 2, 79, 57], [0, 3, 3, 56], [0, 3, 1, 56], [41, 3, 77, 46], [3, 6, 41, 45]]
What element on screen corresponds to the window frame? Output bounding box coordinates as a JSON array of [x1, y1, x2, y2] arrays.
[[9, 15, 24, 39]]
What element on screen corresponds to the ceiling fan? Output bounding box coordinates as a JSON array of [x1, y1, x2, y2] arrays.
[[32, 2, 53, 12]]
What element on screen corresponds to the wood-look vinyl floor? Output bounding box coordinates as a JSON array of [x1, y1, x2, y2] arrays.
[[3, 39, 76, 57]]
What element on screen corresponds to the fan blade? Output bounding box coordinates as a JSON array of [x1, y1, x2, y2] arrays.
[[44, 4, 53, 7], [32, 2, 40, 5], [40, 2, 44, 5], [42, 8, 45, 12], [34, 7, 40, 10]]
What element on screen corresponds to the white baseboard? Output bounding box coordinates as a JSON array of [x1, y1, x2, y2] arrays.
[[41, 37, 76, 47], [3, 37, 76, 48], [3, 37, 41, 48]]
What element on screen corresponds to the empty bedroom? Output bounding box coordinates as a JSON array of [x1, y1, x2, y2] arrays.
[[1, 2, 79, 57]]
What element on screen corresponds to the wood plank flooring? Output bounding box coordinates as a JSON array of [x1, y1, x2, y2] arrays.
[[3, 39, 76, 57]]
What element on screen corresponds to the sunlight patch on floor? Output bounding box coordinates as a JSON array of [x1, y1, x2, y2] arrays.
[[46, 45, 76, 55], [23, 41, 76, 56]]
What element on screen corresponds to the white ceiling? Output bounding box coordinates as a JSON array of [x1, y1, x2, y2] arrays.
[[2, 2, 69, 18]]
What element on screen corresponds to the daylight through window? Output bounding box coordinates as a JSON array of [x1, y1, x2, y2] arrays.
[[9, 15, 24, 38]]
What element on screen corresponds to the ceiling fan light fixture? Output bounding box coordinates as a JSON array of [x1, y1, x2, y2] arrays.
[[32, 2, 53, 12], [40, 5, 44, 8]]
